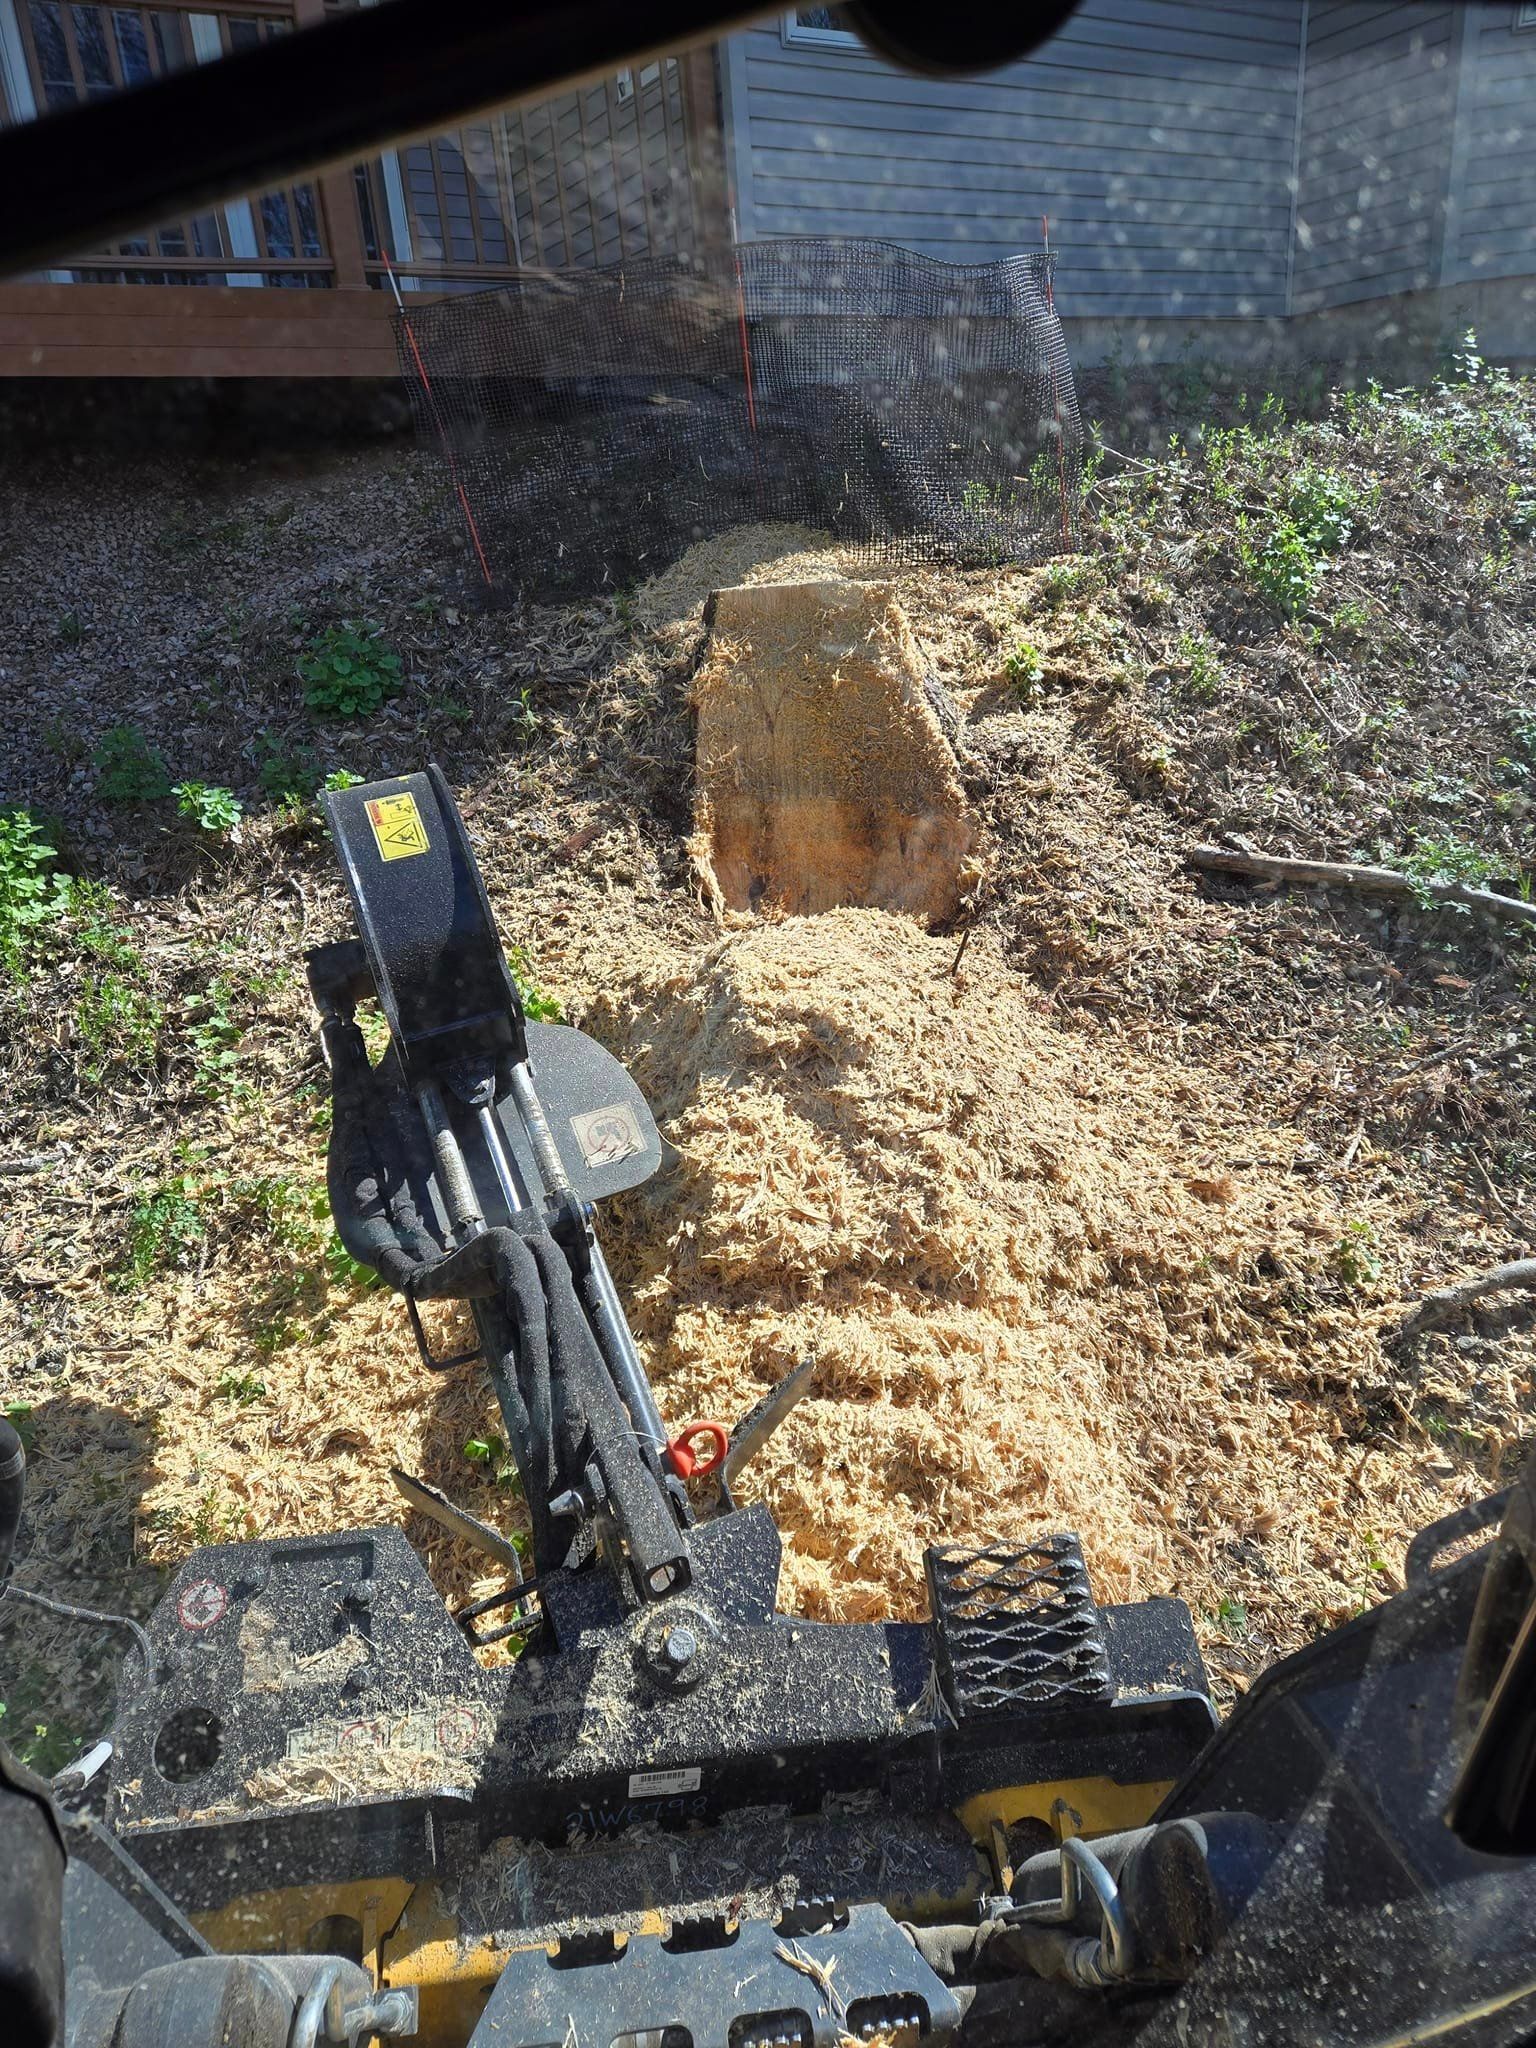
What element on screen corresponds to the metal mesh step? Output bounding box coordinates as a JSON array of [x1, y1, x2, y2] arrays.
[[925, 1535, 1112, 1722]]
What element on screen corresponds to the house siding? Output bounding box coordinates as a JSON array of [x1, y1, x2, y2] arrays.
[[722, 0, 1305, 319], [1292, 1, 1457, 310], [1447, 3, 1536, 288]]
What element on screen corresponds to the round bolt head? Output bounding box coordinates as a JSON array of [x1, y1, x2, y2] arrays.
[[663, 1624, 698, 1667]]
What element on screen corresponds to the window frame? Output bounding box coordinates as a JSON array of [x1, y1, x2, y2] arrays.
[[780, 8, 861, 51]]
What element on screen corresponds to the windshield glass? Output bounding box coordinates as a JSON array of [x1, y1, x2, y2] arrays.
[[2, 4, 1534, 2045]]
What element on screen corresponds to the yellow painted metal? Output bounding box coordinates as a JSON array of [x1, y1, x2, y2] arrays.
[[194, 1876, 489, 2048], [181, 1774, 1167, 2048], [192, 1876, 414, 1983], [377, 1883, 504, 2047], [956, 1775, 1175, 1847]]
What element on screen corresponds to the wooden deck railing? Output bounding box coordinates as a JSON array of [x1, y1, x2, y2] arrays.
[[0, 0, 726, 374]]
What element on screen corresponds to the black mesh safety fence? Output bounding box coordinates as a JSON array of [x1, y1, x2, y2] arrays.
[[395, 238, 1083, 602]]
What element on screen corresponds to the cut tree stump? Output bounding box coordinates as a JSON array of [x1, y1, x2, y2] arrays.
[[690, 578, 980, 922]]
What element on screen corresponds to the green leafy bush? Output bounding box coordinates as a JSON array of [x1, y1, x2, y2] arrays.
[[1175, 631, 1223, 701], [1507, 484, 1536, 542], [1238, 515, 1323, 616], [76, 973, 163, 1081], [257, 736, 320, 805], [299, 623, 403, 719], [0, 811, 73, 971], [125, 1178, 204, 1283], [325, 1235, 380, 1292], [1289, 465, 1360, 553], [0, 1705, 83, 1778], [94, 725, 171, 803], [187, 973, 245, 1092], [464, 1432, 523, 1490], [1003, 638, 1046, 699], [174, 782, 243, 834], [215, 1372, 267, 1406], [1335, 1219, 1382, 1290], [1508, 709, 1536, 763], [1402, 834, 1500, 912], [1239, 466, 1364, 618]]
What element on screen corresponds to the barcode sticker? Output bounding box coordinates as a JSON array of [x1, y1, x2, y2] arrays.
[[628, 1766, 702, 1799]]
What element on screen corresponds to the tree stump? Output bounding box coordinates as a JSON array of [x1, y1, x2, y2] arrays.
[[690, 578, 980, 923]]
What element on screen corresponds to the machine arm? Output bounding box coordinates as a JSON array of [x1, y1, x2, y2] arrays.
[[309, 767, 692, 1606]]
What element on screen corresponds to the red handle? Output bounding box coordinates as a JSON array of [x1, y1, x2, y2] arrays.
[[668, 1421, 729, 1480]]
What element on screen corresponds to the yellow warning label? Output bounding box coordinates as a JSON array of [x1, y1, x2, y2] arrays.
[[366, 792, 430, 863]]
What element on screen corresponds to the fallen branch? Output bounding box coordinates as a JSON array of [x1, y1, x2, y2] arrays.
[[1189, 844, 1536, 931], [1399, 1259, 1536, 1340]]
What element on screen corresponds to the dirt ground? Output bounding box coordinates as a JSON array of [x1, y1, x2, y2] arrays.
[[2, 360, 1535, 1767]]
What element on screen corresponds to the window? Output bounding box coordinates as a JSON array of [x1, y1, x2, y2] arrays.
[[1517, 2, 1536, 27], [782, 7, 860, 50]]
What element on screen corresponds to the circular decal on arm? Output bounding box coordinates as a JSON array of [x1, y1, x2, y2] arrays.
[[176, 1578, 229, 1631]]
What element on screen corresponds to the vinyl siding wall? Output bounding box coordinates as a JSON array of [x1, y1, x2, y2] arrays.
[[1446, 3, 1536, 288], [1292, 2, 1457, 311], [722, 0, 1305, 319]]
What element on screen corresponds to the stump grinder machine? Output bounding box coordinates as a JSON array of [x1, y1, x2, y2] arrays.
[[7, 769, 1536, 2048]]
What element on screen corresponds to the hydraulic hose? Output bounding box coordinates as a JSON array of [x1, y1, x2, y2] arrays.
[[411, 1224, 561, 1555]]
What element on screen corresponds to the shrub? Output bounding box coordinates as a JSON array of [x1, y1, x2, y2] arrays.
[[299, 623, 403, 719], [257, 736, 320, 805], [125, 1179, 204, 1283], [187, 973, 245, 1093], [1175, 632, 1223, 702], [174, 782, 243, 834], [1238, 466, 1364, 618], [76, 973, 163, 1081], [1289, 465, 1360, 553], [508, 943, 561, 1023], [215, 1372, 267, 1406], [1239, 515, 1323, 617], [1003, 638, 1046, 698], [0, 811, 72, 971], [1402, 834, 1500, 912], [94, 725, 171, 804], [1335, 1219, 1382, 1290]]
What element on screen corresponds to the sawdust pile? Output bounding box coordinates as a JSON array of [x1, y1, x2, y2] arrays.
[[632, 523, 849, 627], [595, 909, 1428, 1638], [119, 891, 1443, 1671]]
